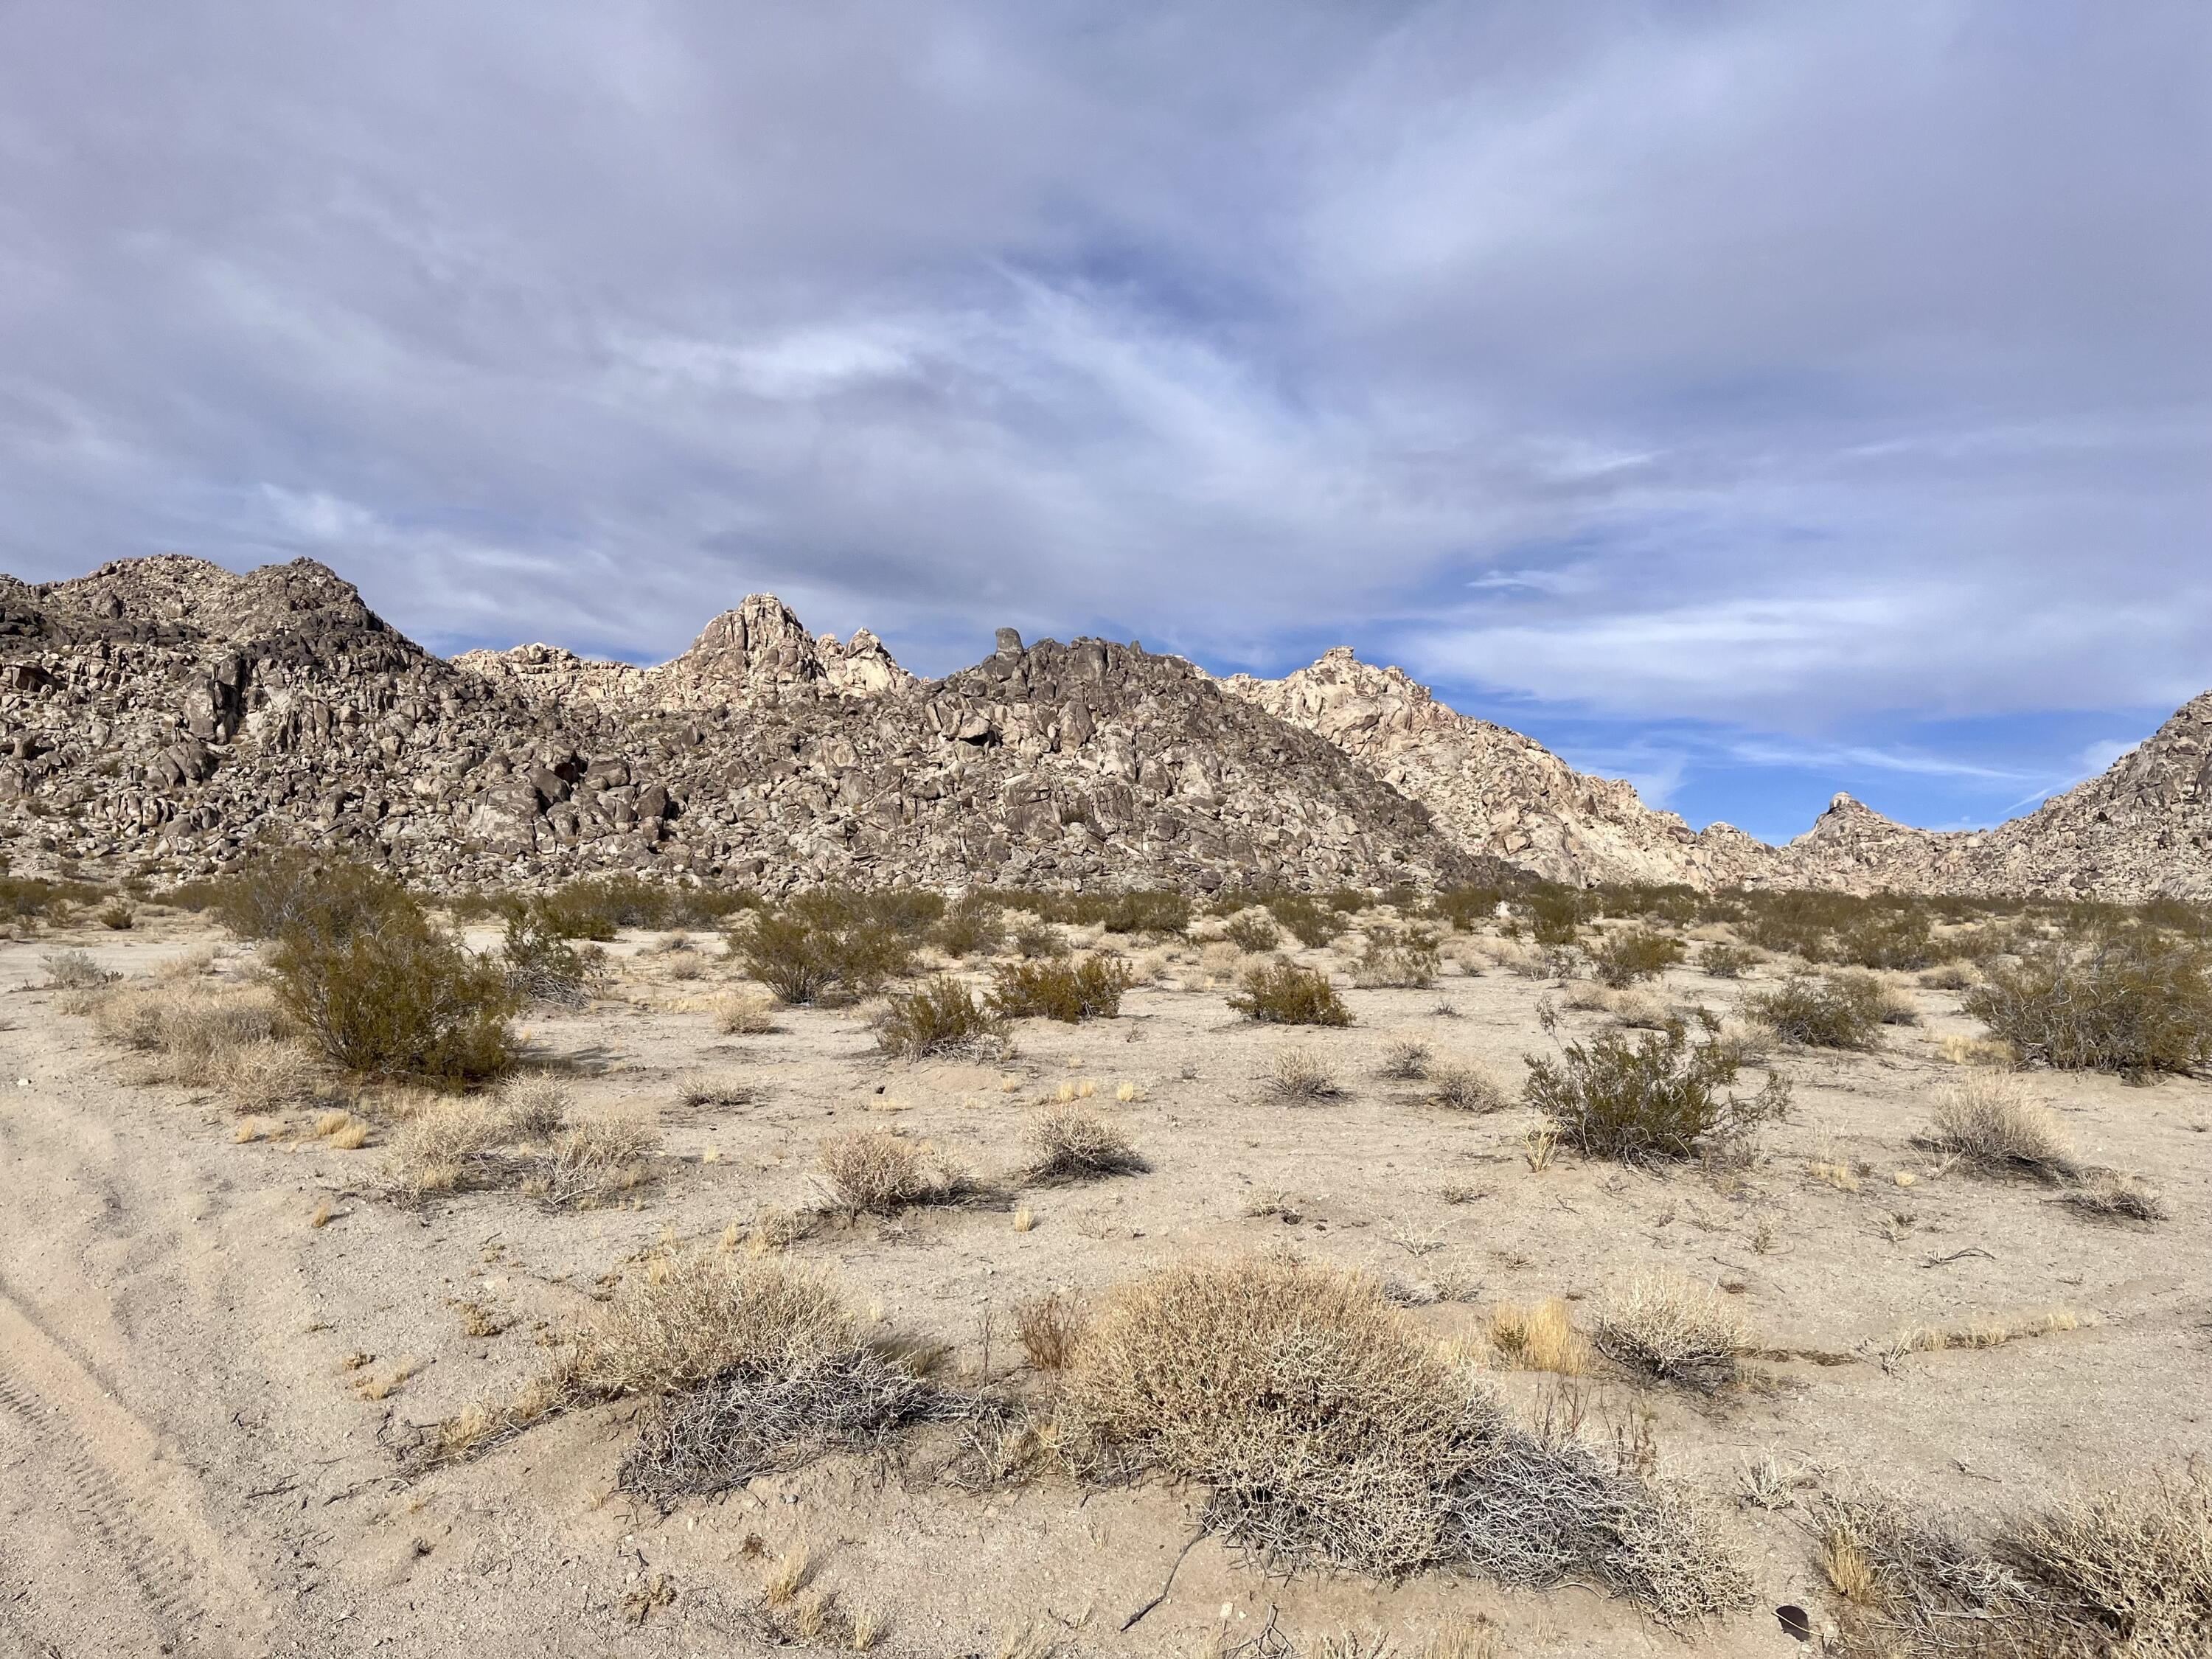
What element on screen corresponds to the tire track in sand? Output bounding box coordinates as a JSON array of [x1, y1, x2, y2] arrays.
[[0, 1290, 271, 1656]]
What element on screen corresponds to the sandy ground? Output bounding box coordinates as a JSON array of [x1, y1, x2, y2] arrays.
[[1, 911, 2207, 1658]]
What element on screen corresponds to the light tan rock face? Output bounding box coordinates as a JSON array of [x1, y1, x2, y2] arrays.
[[1219, 647, 2212, 900], [1215, 648, 1775, 888], [0, 557, 1510, 894]]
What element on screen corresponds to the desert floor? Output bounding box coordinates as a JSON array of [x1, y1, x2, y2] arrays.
[[1, 909, 2205, 1658]]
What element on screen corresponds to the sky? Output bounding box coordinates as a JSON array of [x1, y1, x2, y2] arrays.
[[1, 2, 2205, 843]]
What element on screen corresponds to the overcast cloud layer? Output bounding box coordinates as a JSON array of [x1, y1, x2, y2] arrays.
[[2, 2, 2206, 838]]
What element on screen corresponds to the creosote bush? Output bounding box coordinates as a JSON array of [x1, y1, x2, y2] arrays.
[[1229, 961, 1351, 1026], [1592, 928, 1686, 988], [501, 908, 606, 1006], [876, 976, 1004, 1059], [1055, 1255, 1749, 1615], [275, 911, 520, 1087], [734, 890, 919, 1005], [1747, 971, 1889, 1050], [1352, 923, 1441, 989], [1523, 1008, 1787, 1164], [1022, 1103, 1146, 1182], [988, 955, 1133, 1023], [1697, 942, 1761, 979], [1965, 929, 2212, 1078], [931, 895, 1005, 959], [1219, 910, 1281, 953], [1920, 1074, 2078, 1181]]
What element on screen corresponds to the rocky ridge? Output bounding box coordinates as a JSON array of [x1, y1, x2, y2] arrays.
[[0, 557, 1499, 894]]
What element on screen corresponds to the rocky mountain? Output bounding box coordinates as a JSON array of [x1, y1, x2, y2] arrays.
[[0, 557, 1503, 894], [1214, 649, 1772, 888]]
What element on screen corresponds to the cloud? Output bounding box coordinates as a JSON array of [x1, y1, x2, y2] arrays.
[[0, 0, 2203, 786]]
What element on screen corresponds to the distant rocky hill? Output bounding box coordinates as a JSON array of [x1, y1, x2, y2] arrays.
[[0, 557, 1501, 893], [0, 554, 2200, 899]]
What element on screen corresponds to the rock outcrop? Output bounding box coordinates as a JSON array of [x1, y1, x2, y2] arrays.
[[1215, 648, 1772, 888], [0, 557, 1505, 894]]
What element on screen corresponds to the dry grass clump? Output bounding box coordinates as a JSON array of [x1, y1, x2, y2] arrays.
[[1593, 1269, 1751, 1388], [1230, 961, 1352, 1026], [1524, 1009, 1789, 1164], [678, 1071, 756, 1110], [714, 991, 779, 1034], [387, 1097, 509, 1197], [1379, 1037, 1433, 1079], [497, 1073, 572, 1138], [1817, 1464, 2212, 1657], [1014, 1291, 1088, 1371], [1265, 1044, 1343, 1102], [88, 981, 294, 1087], [1487, 1298, 1590, 1375], [1920, 1074, 2078, 1181], [206, 1038, 327, 1114], [1055, 1256, 1747, 1615], [1918, 961, 1978, 991], [814, 1129, 955, 1215], [875, 975, 1005, 1059], [43, 949, 118, 991], [529, 1115, 659, 1208], [1939, 1033, 2018, 1068], [1747, 972, 1889, 1049], [1352, 924, 1441, 989], [2062, 1169, 2169, 1224], [1426, 1060, 1509, 1113], [1021, 1104, 1147, 1183], [1965, 930, 2212, 1078]]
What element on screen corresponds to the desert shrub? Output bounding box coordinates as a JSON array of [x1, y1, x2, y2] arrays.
[[1747, 971, 1888, 1049], [1229, 961, 1351, 1026], [532, 1116, 658, 1208], [1379, 1037, 1433, 1079], [1353, 923, 1441, 989], [1593, 1270, 1750, 1388], [996, 888, 1190, 936], [387, 1096, 509, 1197], [1431, 886, 1506, 932], [876, 976, 1003, 1059], [1523, 1009, 1788, 1164], [43, 949, 118, 990], [1917, 961, 1976, 990], [0, 873, 106, 925], [1427, 1060, 1508, 1113], [1220, 911, 1281, 953], [1818, 1465, 2212, 1658], [88, 981, 293, 1085], [515, 875, 759, 939], [1009, 917, 1069, 958], [1697, 942, 1761, 979], [1831, 908, 1938, 970], [713, 991, 779, 1034], [200, 852, 416, 943], [1527, 888, 1586, 948], [501, 908, 606, 1006], [932, 895, 1005, 959], [1015, 1291, 1088, 1370], [1919, 1074, 2077, 1181], [989, 956, 1133, 1023], [1592, 928, 1686, 988], [1055, 1256, 1749, 1613], [737, 900, 912, 1006], [814, 1129, 952, 1214], [1022, 1104, 1146, 1182], [1263, 891, 1346, 948], [1964, 931, 2212, 1077], [206, 1037, 324, 1114], [498, 1074, 572, 1137], [96, 902, 133, 931], [273, 904, 518, 1087], [1265, 1045, 1343, 1102], [2063, 1170, 2168, 1224]]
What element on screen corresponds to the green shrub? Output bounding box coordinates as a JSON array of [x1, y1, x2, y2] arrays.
[[1228, 961, 1351, 1027], [989, 956, 1133, 1023], [1829, 908, 1937, 970], [877, 976, 1002, 1058], [1523, 1008, 1788, 1164], [1430, 886, 1506, 931], [932, 895, 1005, 959], [1591, 928, 1686, 988], [1220, 911, 1281, 953], [995, 888, 1190, 936], [1527, 886, 1587, 947], [1011, 917, 1069, 959], [1352, 923, 1439, 988], [272, 902, 519, 1087], [197, 852, 416, 944], [1965, 931, 2212, 1077], [1747, 972, 1888, 1049], [0, 873, 110, 924], [1698, 942, 1761, 979], [1264, 892, 1345, 947], [502, 910, 606, 1006], [523, 875, 762, 939], [736, 900, 913, 1005]]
